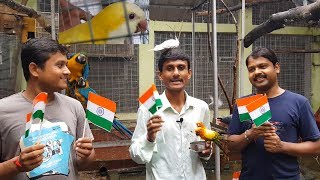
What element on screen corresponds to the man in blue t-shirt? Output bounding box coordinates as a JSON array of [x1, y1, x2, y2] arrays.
[[228, 47, 320, 180]]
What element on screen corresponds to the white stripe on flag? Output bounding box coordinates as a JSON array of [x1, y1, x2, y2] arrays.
[[26, 121, 31, 131], [249, 103, 270, 120], [33, 101, 46, 112], [143, 96, 155, 110], [238, 106, 248, 114], [87, 101, 114, 121]]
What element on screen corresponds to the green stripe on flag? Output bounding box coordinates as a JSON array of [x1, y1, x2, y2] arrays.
[[149, 103, 158, 114], [239, 113, 251, 122], [155, 99, 162, 110], [253, 110, 272, 127], [33, 110, 44, 121], [86, 110, 113, 132], [25, 129, 29, 138]]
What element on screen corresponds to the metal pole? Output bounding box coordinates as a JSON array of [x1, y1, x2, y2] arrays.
[[84, 0, 95, 44], [211, 0, 220, 179], [240, 0, 245, 97], [51, 0, 55, 40], [192, 11, 195, 96]]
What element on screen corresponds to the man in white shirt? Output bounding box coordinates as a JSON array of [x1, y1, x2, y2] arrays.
[[129, 48, 212, 180]]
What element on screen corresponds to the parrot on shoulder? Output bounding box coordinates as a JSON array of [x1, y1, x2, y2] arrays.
[[58, 2, 147, 44], [66, 53, 96, 108]]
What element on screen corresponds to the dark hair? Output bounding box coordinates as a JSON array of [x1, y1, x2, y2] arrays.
[[158, 48, 191, 72], [245, 47, 278, 66], [21, 38, 68, 81]]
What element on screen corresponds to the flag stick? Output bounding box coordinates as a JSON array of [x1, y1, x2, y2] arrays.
[[82, 118, 87, 138], [36, 120, 43, 144], [155, 108, 165, 144]]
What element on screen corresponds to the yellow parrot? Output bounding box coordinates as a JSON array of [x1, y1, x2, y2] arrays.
[[195, 122, 230, 154], [195, 122, 222, 141], [58, 2, 147, 44]]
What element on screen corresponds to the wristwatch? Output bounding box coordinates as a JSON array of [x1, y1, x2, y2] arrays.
[[244, 130, 250, 141]]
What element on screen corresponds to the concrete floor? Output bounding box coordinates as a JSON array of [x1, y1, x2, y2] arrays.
[[79, 169, 234, 180]]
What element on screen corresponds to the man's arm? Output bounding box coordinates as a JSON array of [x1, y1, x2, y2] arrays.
[[198, 104, 212, 160], [264, 133, 320, 156], [0, 157, 21, 178], [129, 108, 158, 164], [0, 144, 44, 178], [228, 123, 275, 152]]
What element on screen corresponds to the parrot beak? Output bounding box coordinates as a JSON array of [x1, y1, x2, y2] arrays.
[[135, 19, 147, 33], [76, 54, 87, 64]]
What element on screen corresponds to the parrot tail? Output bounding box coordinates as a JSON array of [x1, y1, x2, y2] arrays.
[[112, 118, 133, 139]]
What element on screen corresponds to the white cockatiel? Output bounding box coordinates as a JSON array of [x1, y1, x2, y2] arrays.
[[149, 36, 180, 51]]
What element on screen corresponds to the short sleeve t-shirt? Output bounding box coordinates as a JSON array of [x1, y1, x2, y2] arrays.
[[228, 90, 320, 180], [0, 92, 93, 180]]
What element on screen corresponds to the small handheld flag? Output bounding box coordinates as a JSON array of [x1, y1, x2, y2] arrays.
[[246, 95, 272, 127], [25, 113, 32, 138], [33, 92, 48, 143], [139, 84, 162, 114], [86, 92, 116, 132], [139, 84, 165, 143], [236, 94, 263, 122], [32, 92, 48, 123]]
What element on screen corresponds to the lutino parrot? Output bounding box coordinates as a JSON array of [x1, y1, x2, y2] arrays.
[[58, 2, 147, 44]]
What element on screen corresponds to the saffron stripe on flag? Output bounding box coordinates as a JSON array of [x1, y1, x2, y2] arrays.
[[139, 85, 155, 104], [88, 92, 116, 112], [87, 101, 115, 121], [86, 110, 113, 132], [25, 113, 32, 138], [246, 95, 268, 113], [236, 94, 263, 106], [33, 92, 48, 106]]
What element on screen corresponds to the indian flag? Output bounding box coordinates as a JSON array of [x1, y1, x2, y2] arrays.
[[236, 94, 263, 122], [246, 95, 272, 127], [32, 92, 48, 123], [139, 84, 162, 114], [25, 113, 32, 138], [86, 92, 116, 132]]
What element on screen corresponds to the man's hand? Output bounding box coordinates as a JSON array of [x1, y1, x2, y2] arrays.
[[198, 141, 212, 157], [264, 132, 283, 153], [74, 138, 94, 160], [18, 144, 45, 172], [146, 115, 164, 142], [246, 122, 276, 140]]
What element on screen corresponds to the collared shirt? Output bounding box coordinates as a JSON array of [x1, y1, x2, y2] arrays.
[[129, 91, 210, 180]]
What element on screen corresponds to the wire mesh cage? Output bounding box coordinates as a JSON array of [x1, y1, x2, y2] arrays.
[[0, 33, 19, 99], [154, 31, 237, 110], [252, 0, 309, 26], [86, 46, 140, 113], [253, 34, 313, 99]]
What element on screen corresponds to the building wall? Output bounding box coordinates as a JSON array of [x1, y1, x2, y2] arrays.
[[5, 1, 320, 116]]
